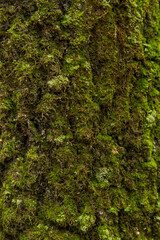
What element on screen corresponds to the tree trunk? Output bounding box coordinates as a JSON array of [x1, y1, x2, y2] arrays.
[[0, 0, 160, 239]]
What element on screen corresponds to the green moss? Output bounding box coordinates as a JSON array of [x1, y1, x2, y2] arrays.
[[0, 0, 160, 239], [97, 224, 121, 240], [19, 226, 82, 240]]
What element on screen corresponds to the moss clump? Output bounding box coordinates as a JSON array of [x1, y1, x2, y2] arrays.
[[0, 0, 160, 239]]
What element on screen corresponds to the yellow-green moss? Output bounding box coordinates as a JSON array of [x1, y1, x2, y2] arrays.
[[0, 0, 160, 239]]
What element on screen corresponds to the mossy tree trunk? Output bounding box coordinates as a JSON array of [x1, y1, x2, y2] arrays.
[[0, 0, 160, 239]]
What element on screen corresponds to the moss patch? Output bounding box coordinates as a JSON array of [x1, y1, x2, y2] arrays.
[[0, 0, 160, 239]]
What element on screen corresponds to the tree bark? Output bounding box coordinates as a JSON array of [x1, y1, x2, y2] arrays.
[[0, 0, 160, 239]]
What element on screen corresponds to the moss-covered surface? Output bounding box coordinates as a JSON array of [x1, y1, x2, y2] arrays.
[[0, 0, 160, 239]]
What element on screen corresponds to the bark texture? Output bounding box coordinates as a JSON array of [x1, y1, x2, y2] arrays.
[[0, 0, 160, 239]]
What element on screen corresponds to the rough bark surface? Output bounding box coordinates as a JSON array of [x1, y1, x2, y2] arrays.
[[0, 0, 160, 239]]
